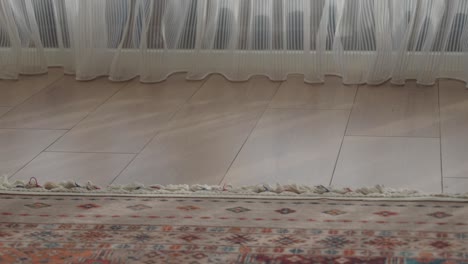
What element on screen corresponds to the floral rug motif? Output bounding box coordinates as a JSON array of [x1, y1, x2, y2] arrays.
[[0, 194, 467, 263]]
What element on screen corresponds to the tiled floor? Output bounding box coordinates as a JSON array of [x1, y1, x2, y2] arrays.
[[1, 71, 467, 193]]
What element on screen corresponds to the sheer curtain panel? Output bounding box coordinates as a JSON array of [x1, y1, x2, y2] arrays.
[[1, 0, 468, 86]]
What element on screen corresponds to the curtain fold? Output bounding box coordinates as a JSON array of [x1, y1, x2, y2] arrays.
[[1, 0, 468, 86]]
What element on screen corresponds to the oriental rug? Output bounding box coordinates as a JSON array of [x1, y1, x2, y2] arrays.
[[1, 192, 468, 264]]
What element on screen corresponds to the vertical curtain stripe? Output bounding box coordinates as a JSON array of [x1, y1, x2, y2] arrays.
[[0, 0, 467, 87]]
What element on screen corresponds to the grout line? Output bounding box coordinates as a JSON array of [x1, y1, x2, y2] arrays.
[[268, 102, 352, 111], [85, 79, 135, 113], [8, 130, 68, 180], [268, 106, 353, 111], [0, 127, 69, 131], [443, 177, 468, 179], [5, 75, 70, 180], [108, 78, 210, 185], [219, 81, 283, 185], [44, 150, 138, 155], [42, 79, 133, 153], [344, 134, 441, 139], [438, 80, 444, 193], [266, 81, 285, 108], [329, 84, 359, 187], [8, 79, 133, 180], [108, 153, 138, 186], [0, 107, 11, 119], [0, 74, 65, 119]]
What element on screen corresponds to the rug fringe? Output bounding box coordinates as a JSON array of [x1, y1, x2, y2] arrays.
[[1, 176, 467, 200]]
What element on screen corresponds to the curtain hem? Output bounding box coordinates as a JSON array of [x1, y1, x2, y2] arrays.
[[12, 66, 467, 89]]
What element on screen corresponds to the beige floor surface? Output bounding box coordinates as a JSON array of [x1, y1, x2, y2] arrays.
[[1, 70, 467, 193]]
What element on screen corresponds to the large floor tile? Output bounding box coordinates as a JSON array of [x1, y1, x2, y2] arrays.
[[443, 178, 468, 194], [49, 75, 203, 153], [114, 108, 263, 185], [222, 109, 349, 186], [110, 75, 281, 185], [270, 76, 357, 109], [0, 76, 127, 129], [0, 69, 63, 107], [11, 152, 135, 186], [332, 136, 441, 193], [440, 80, 468, 178], [346, 82, 439, 137], [0, 129, 65, 177]]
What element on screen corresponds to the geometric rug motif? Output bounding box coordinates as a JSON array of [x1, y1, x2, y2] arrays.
[[0, 194, 467, 263]]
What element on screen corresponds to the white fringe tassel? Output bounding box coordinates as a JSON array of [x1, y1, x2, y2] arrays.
[[1, 176, 467, 200]]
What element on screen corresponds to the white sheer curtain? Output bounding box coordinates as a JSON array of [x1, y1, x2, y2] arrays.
[[1, 0, 468, 86]]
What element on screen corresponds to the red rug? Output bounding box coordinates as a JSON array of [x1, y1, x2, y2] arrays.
[[1, 192, 467, 263]]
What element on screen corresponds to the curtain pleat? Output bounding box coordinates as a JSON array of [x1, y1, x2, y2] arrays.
[[1, 0, 468, 86]]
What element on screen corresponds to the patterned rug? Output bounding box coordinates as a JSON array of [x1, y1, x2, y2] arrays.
[[1, 193, 468, 264]]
